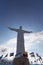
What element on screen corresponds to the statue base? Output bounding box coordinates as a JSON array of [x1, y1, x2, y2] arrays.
[[13, 56, 30, 65]]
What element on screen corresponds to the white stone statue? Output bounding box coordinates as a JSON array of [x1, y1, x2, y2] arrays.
[[8, 26, 32, 54]]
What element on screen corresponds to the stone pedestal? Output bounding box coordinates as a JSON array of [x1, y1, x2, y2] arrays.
[[13, 56, 30, 65]]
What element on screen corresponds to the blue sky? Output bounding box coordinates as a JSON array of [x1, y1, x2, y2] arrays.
[[0, 0, 43, 60]]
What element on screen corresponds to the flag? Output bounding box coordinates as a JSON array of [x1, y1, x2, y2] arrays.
[[36, 53, 40, 57], [30, 52, 34, 55], [10, 53, 14, 56], [36, 53, 42, 61], [31, 54, 35, 57], [30, 52, 35, 57], [0, 55, 3, 59], [4, 54, 8, 58], [34, 60, 36, 62], [39, 56, 42, 60]]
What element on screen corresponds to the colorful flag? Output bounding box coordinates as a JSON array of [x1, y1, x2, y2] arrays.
[[10, 53, 14, 56], [4, 54, 8, 58], [30, 52, 35, 57], [31, 54, 35, 57]]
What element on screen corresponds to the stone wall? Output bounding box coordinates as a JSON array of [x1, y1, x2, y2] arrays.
[[13, 56, 30, 65]]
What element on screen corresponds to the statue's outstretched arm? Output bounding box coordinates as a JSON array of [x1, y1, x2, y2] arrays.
[[8, 27, 18, 32], [23, 30, 32, 33]]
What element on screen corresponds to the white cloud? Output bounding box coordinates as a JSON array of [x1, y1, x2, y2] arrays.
[[25, 31, 43, 43], [0, 31, 43, 60]]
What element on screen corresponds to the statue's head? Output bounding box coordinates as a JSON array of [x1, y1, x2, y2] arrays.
[[20, 26, 22, 29]]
